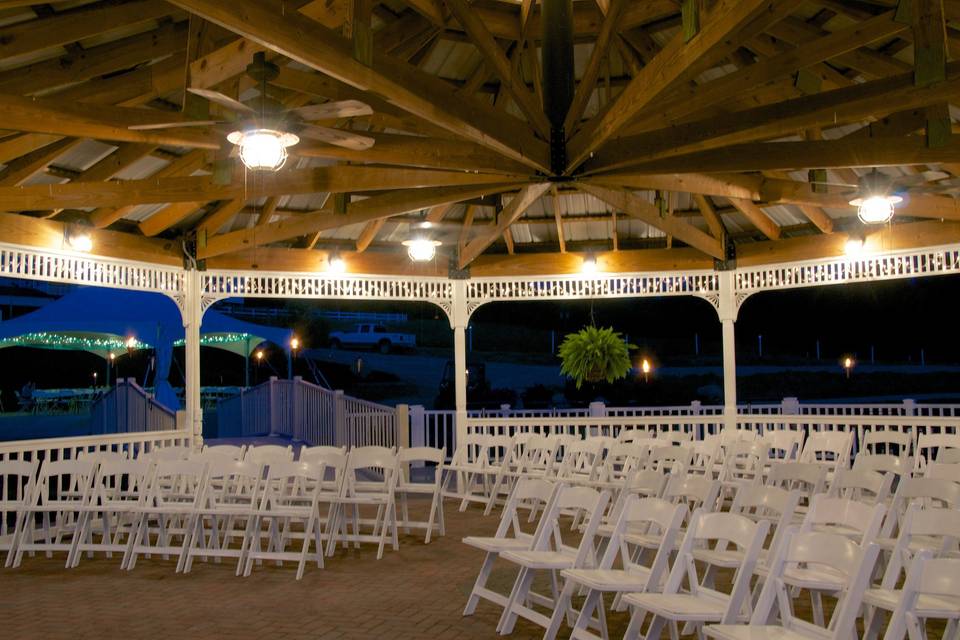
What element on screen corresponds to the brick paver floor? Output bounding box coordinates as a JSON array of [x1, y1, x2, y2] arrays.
[[0, 496, 857, 640]]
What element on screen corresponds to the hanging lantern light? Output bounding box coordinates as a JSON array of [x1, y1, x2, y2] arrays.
[[403, 238, 441, 262], [327, 252, 347, 273], [850, 170, 901, 225], [581, 253, 598, 275], [227, 129, 299, 171]]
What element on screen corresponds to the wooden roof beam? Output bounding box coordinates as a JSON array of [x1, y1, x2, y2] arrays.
[[199, 182, 527, 259], [692, 194, 726, 240], [566, 0, 793, 170], [459, 183, 551, 268], [170, 0, 551, 172], [578, 183, 724, 259], [564, 0, 628, 132], [729, 198, 782, 240]]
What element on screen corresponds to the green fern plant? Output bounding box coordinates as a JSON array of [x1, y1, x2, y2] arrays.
[[558, 325, 636, 389]]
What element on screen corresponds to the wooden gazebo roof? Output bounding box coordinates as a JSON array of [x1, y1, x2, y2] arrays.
[[0, 0, 958, 277]]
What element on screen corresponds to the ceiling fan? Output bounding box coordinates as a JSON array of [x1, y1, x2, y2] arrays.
[[807, 168, 960, 196], [129, 52, 376, 153]]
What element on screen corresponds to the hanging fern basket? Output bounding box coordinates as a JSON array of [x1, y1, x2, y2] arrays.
[[558, 326, 636, 389]]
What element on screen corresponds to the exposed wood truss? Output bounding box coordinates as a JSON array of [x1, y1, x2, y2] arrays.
[[0, 0, 957, 275]]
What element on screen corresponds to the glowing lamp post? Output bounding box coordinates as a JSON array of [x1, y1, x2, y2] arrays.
[[641, 358, 652, 383], [288, 336, 300, 379], [843, 356, 854, 380]]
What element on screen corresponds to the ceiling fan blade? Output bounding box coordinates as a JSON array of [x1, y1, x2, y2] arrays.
[[299, 125, 375, 150], [128, 120, 222, 131], [291, 100, 374, 121], [187, 88, 256, 114]]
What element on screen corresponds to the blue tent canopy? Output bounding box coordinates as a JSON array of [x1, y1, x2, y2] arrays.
[[0, 288, 293, 410]]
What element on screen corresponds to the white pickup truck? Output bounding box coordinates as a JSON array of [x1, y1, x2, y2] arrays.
[[328, 323, 416, 353]]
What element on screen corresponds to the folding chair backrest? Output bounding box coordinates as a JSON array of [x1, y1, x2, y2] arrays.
[[618, 429, 655, 443], [664, 474, 720, 516], [861, 431, 913, 460], [494, 477, 556, 541], [518, 435, 557, 475], [880, 505, 960, 590], [77, 450, 129, 462], [245, 444, 294, 465], [203, 459, 264, 508], [397, 446, 444, 466], [730, 484, 799, 555], [881, 551, 960, 640], [556, 438, 604, 481], [34, 459, 97, 506], [881, 476, 960, 539], [646, 445, 693, 473], [93, 459, 151, 506], [147, 460, 207, 508], [752, 529, 879, 638], [0, 459, 38, 508], [721, 440, 767, 484], [828, 468, 894, 503], [766, 461, 827, 497], [260, 461, 323, 508], [665, 510, 769, 622], [598, 495, 686, 582], [299, 445, 346, 465], [925, 461, 960, 482], [853, 452, 912, 478], [662, 431, 693, 445], [601, 441, 650, 481], [536, 484, 610, 563], [799, 431, 852, 469], [803, 495, 886, 544], [451, 434, 488, 467], [140, 446, 189, 462], [345, 447, 397, 495], [195, 444, 245, 461], [763, 430, 804, 461], [688, 438, 721, 476], [915, 433, 960, 473], [486, 435, 513, 467]]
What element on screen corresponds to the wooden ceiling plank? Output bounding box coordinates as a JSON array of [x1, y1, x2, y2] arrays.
[[0, 0, 176, 61], [564, 0, 628, 132], [137, 201, 207, 236], [566, 0, 786, 170], [578, 183, 723, 259], [169, 0, 551, 172], [75, 144, 157, 183], [0, 133, 62, 165], [255, 196, 279, 226], [585, 172, 763, 200], [425, 202, 453, 224], [458, 183, 550, 268], [196, 198, 246, 235], [199, 181, 527, 259], [0, 165, 526, 211], [796, 203, 834, 233], [458, 204, 475, 253], [728, 198, 781, 240]]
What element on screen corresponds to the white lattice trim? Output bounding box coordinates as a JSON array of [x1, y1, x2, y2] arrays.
[[0, 242, 183, 294], [202, 270, 455, 303]]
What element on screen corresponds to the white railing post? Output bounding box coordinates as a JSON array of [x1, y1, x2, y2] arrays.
[[181, 269, 203, 448], [589, 401, 606, 417], [717, 271, 739, 432], [500, 403, 511, 418], [451, 280, 469, 443], [781, 396, 800, 415], [410, 404, 426, 449], [396, 403, 409, 450], [902, 398, 916, 416], [334, 389, 346, 447]]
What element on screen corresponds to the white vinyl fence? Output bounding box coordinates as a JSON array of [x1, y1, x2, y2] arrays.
[[89, 378, 177, 434], [0, 429, 191, 463]]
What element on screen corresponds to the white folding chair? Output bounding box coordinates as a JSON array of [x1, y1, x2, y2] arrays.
[[622, 510, 770, 640], [766, 461, 827, 519], [705, 530, 880, 640], [799, 431, 854, 479], [762, 430, 804, 463], [123, 459, 207, 571], [77, 449, 129, 462], [298, 445, 346, 463], [463, 478, 557, 616], [876, 477, 960, 553], [618, 429, 656, 444], [925, 461, 960, 483], [194, 443, 246, 461], [138, 445, 190, 462], [880, 551, 960, 640], [719, 440, 768, 499], [497, 485, 612, 636], [854, 452, 913, 483], [861, 430, 913, 464], [8, 458, 96, 568], [244, 444, 294, 465], [395, 446, 445, 543], [548, 497, 687, 640], [827, 467, 894, 504], [485, 434, 557, 516], [596, 441, 652, 487], [69, 458, 151, 567], [0, 459, 36, 564], [241, 460, 327, 580], [914, 433, 960, 474], [442, 434, 491, 511], [645, 445, 693, 474], [181, 459, 264, 575], [555, 438, 606, 486], [326, 446, 399, 559], [864, 505, 960, 639]]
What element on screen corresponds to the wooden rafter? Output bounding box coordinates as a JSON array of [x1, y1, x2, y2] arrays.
[[459, 183, 551, 268]]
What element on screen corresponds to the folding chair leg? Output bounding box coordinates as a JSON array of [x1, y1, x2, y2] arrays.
[[497, 566, 536, 635], [544, 580, 578, 640], [624, 609, 649, 640], [464, 552, 496, 616]]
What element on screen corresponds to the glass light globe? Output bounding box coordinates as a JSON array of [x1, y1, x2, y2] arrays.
[[403, 238, 440, 262], [581, 256, 598, 274], [227, 129, 299, 171], [328, 256, 347, 273], [844, 238, 864, 256], [853, 195, 900, 224], [68, 232, 93, 252]]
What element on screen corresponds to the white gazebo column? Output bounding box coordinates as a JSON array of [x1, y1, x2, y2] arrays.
[[450, 281, 469, 446], [717, 271, 739, 430], [182, 269, 204, 448]]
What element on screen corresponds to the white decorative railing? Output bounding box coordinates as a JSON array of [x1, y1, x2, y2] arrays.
[[89, 378, 177, 434], [216, 377, 398, 449], [0, 242, 183, 294], [0, 429, 191, 463]]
